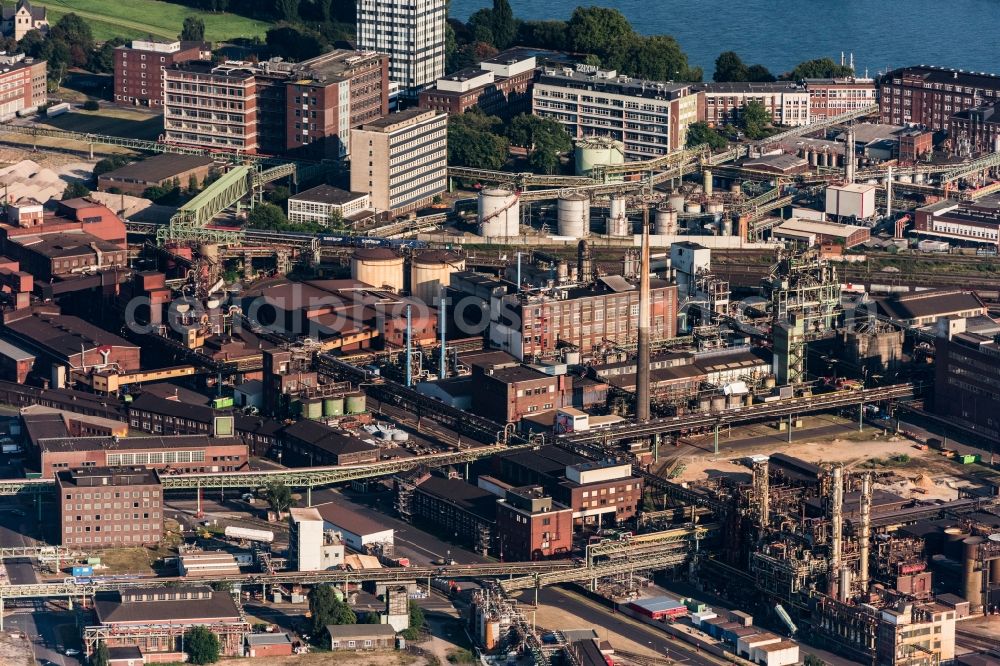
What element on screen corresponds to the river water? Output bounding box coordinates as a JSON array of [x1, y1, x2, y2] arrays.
[[449, 0, 1000, 79]]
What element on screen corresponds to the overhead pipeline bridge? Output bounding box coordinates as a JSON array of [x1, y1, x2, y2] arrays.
[[750, 105, 880, 149], [0, 560, 576, 600], [941, 150, 1000, 184], [447, 166, 595, 188], [500, 550, 691, 593], [0, 443, 522, 496], [557, 383, 917, 448]]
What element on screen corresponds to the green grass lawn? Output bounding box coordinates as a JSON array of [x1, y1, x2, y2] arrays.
[[34, 0, 269, 42]]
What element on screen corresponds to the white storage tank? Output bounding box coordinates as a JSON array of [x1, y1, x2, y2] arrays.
[[685, 201, 703, 214], [706, 200, 724, 215], [654, 205, 678, 235], [351, 248, 405, 292], [558, 192, 590, 238], [606, 196, 630, 237], [410, 250, 466, 304], [668, 192, 686, 212], [575, 137, 625, 179], [478, 187, 519, 237]]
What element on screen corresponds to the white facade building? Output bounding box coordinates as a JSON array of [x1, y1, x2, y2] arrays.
[[287, 184, 372, 225], [289, 507, 325, 571], [356, 0, 445, 94]]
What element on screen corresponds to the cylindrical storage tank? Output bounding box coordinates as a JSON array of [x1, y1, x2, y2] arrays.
[[710, 395, 726, 412], [668, 193, 686, 212], [764, 376, 776, 389], [809, 150, 818, 166], [199, 243, 219, 263], [557, 192, 590, 238], [352, 248, 405, 292], [706, 200, 724, 215], [722, 217, 733, 236], [963, 536, 985, 610], [564, 350, 581, 365], [606, 213, 630, 237], [990, 534, 1000, 583], [478, 187, 519, 237], [345, 393, 367, 414], [685, 201, 703, 214], [914, 172, 925, 184], [654, 205, 678, 236], [304, 399, 322, 420], [574, 137, 625, 179], [897, 174, 913, 183], [730, 181, 742, 194], [609, 196, 626, 221], [323, 396, 344, 417], [410, 250, 465, 304]]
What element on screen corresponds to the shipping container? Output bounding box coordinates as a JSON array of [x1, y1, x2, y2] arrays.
[[72, 566, 93, 578]]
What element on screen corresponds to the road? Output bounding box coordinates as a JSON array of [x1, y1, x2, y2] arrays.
[[310, 488, 489, 566], [4, 608, 84, 666], [522, 586, 724, 666]]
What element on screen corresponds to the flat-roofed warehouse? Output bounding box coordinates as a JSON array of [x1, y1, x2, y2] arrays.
[[871, 289, 986, 328], [314, 501, 394, 552], [772, 218, 870, 248], [96, 154, 215, 197]]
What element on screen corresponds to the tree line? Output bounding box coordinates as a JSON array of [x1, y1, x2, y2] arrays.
[[448, 110, 573, 175], [449, 2, 702, 83]]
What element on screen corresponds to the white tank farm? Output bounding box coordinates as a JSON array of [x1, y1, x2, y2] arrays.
[[558, 192, 590, 238], [575, 137, 625, 179], [478, 187, 519, 237], [654, 205, 678, 235], [410, 250, 466, 304], [606, 196, 630, 236], [351, 248, 404, 292]]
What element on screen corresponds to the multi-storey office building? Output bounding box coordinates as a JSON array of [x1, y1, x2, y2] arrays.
[[113, 40, 205, 108], [356, 0, 445, 94], [697, 81, 810, 127], [532, 65, 700, 160], [56, 466, 163, 547], [879, 66, 1000, 131], [0, 52, 45, 120], [935, 325, 1000, 442], [163, 50, 388, 157], [419, 48, 539, 118], [350, 108, 447, 216], [803, 77, 877, 120]]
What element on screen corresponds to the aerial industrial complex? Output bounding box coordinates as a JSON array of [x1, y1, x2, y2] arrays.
[[0, 2, 994, 666]]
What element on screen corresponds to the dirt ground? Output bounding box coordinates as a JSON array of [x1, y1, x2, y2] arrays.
[[669, 417, 974, 502], [517, 589, 659, 659], [0, 632, 33, 666], [219, 652, 426, 666]]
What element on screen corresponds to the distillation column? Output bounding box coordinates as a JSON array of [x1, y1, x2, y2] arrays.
[[858, 472, 872, 595], [636, 205, 651, 422], [830, 465, 845, 600]]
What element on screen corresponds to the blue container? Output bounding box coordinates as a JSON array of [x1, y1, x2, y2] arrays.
[[72, 565, 93, 578]]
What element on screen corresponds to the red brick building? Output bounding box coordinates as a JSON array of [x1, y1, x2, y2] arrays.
[[57, 466, 163, 547], [491, 276, 677, 361], [87, 586, 250, 659], [471, 363, 571, 423], [164, 50, 388, 158], [949, 101, 1000, 155], [496, 486, 572, 561], [880, 66, 1000, 131], [803, 77, 877, 120], [113, 40, 205, 108], [0, 52, 45, 120], [898, 128, 934, 162], [418, 48, 537, 119]]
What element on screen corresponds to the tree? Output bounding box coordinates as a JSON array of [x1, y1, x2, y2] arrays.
[[266, 23, 327, 61], [567, 7, 633, 64], [467, 9, 495, 46], [184, 626, 221, 665], [490, 0, 515, 50], [624, 35, 701, 82], [685, 122, 728, 151], [746, 64, 776, 82], [516, 20, 568, 51], [506, 114, 570, 152], [740, 100, 772, 139], [401, 601, 425, 640], [188, 174, 200, 194], [264, 480, 293, 513], [91, 642, 110, 666], [309, 585, 356, 636], [88, 37, 126, 74], [803, 656, 826, 666], [180, 17, 206, 42], [142, 185, 169, 201], [447, 110, 508, 170], [265, 185, 291, 207], [714, 51, 748, 82], [63, 182, 90, 200], [275, 0, 300, 22], [784, 57, 854, 81], [50, 13, 94, 55]]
